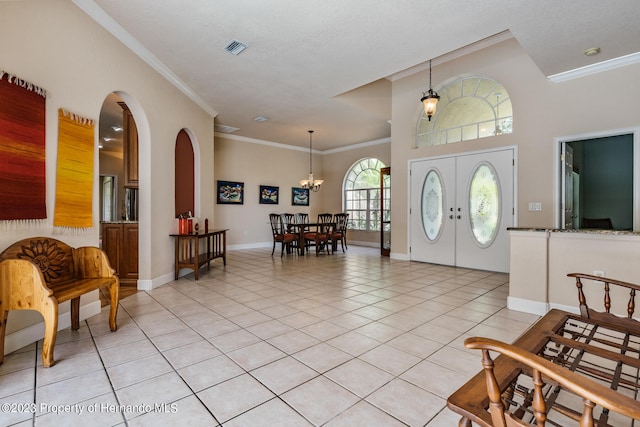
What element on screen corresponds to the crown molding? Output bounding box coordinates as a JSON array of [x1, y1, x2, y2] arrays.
[[215, 132, 391, 154], [72, 0, 218, 117], [547, 51, 640, 83]]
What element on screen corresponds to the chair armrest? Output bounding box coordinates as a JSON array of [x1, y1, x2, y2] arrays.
[[72, 246, 117, 278]]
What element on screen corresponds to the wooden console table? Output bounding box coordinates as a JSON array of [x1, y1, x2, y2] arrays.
[[170, 229, 227, 280]]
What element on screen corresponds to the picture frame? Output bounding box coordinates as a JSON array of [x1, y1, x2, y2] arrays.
[[217, 180, 244, 204], [291, 187, 309, 206], [259, 185, 279, 204]]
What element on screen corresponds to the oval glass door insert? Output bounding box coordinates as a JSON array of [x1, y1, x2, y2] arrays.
[[421, 169, 444, 241], [468, 163, 501, 247]]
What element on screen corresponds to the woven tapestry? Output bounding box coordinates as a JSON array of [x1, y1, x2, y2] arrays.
[[0, 71, 47, 221], [53, 109, 94, 230]]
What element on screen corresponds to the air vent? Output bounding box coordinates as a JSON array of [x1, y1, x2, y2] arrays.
[[214, 124, 240, 134], [224, 39, 248, 55]]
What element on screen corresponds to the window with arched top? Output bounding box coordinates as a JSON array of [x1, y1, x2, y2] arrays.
[[416, 76, 512, 148], [343, 158, 388, 231]]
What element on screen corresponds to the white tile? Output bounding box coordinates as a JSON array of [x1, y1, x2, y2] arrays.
[[367, 379, 445, 426], [197, 374, 275, 423], [281, 376, 359, 426]]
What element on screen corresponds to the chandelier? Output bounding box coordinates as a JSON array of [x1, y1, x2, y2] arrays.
[[300, 130, 323, 192], [420, 59, 440, 121]]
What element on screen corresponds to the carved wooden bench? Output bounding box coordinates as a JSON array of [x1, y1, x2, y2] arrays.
[[448, 273, 640, 426], [0, 237, 119, 367]]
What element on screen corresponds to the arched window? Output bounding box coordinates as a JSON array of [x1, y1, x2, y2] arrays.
[[344, 158, 388, 231], [416, 76, 512, 147]]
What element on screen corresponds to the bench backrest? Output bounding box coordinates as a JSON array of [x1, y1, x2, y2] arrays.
[[568, 272, 640, 332], [0, 237, 76, 286]]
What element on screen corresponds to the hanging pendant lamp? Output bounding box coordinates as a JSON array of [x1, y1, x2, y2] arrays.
[[300, 130, 323, 192], [420, 59, 440, 121]]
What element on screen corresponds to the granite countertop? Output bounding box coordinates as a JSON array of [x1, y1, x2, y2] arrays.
[[508, 227, 640, 236]]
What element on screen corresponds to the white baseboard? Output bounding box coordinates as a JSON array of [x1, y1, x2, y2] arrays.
[[506, 296, 549, 316], [549, 302, 580, 315], [4, 300, 101, 356], [390, 251, 410, 261], [137, 271, 175, 291]]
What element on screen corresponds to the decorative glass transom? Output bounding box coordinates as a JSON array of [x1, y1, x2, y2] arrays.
[[468, 163, 500, 247], [416, 76, 513, 148], [421, 169, 444, 241]]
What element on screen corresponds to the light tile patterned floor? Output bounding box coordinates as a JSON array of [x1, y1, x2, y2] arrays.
[[0, 246, 540, 426]]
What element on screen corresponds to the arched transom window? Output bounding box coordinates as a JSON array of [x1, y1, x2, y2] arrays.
[[344, 158, 388, 231], [416, 76, 512, 148]]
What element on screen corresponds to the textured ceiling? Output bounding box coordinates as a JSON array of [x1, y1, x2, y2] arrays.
[[78, 0, 640, 151]]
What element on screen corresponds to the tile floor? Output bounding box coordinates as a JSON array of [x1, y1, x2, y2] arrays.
[[0, 246, 540, 426]]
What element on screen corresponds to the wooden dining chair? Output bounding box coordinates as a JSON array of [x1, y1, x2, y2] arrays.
[[280, 213, 297, 253], [332, 213, 349, 252], [303, 213, 333, 254], [304, 222, 333, 256], [269, 213, 296, 257]]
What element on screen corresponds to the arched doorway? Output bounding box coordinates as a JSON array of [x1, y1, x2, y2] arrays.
[[98, 92, 147, 289]]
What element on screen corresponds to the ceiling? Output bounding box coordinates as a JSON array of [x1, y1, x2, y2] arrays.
[[80, 0, 640, 151]]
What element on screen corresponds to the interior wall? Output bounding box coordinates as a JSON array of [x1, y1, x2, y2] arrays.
[[0, 0, 214, 347], [213, 136, 391, 248], [391, 37, 640, 258], [214, 136, 323, 247]]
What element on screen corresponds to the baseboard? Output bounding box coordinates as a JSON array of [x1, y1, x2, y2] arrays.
[[548, 302, 580, 315], [506, 296, 549, 316], [4, 300, 102, 356], [390, 251, 410, 261]]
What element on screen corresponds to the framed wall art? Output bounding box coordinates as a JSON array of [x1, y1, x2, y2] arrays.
[[217, 180, 244, 204], [259, 185, 279, 204], [291, 187, 309, 206]]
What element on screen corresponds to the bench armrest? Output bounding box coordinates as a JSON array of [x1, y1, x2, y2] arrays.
[[465, 336, 640, 423], [0, 259, 54, 310], [72, 246, 117, 278]]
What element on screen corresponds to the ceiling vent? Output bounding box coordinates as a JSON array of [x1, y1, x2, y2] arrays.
[[214, 124, 240, 134], [224, 39, 248, 55]]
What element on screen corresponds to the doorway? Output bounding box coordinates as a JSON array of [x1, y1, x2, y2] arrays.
[[410, 148, 515, 273], [560, 133, 635, 230]]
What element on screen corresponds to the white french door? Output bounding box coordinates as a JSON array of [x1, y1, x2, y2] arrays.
[[410, 149, 515, 273]]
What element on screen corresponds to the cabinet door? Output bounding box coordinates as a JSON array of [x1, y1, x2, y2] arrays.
[[121, 223, 139, 283], [101, 223, 122, 273], [120, 103, 139, 188]]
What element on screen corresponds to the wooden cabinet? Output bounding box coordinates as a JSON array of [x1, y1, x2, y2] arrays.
[[118, 102, 138, 188], [102, 222, 138, 285]]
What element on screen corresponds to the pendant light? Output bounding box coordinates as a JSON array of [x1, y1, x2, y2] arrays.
[[300, 130, 323, 192], [420, 59, 440, 121]]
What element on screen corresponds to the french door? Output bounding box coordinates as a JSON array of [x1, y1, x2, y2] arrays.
[[410, 149, 514, 273]]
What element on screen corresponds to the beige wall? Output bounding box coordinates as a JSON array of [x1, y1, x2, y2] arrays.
[[1, 0, 214, 350], [214, 136, 391, 247], [509, 230, 640, 317], [391, 38, 640, 257]]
